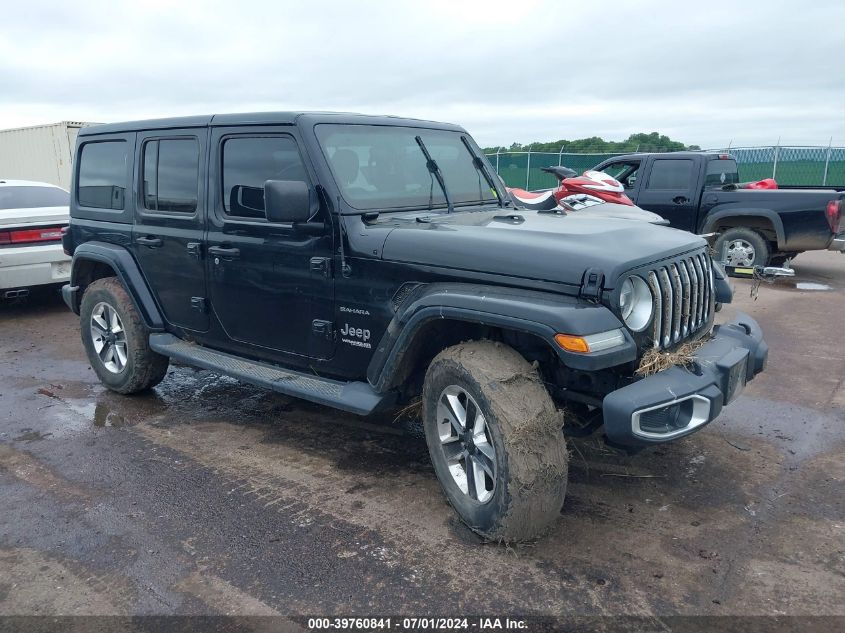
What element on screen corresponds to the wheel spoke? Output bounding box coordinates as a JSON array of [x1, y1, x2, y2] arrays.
[[92, 313, 109, 333], [99, 343, 113, 363], [464, 397, 477, 432], [113, 342, 128, 368], [90, 330, 105, 353], [473, 448, 495, 478], [473, 411, 486, 437], [442, 392, 465, 435], [464, 454, 478, 500], [110, 310, 123, 333]]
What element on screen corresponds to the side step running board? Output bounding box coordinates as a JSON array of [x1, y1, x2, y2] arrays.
[[149, 334, 389, 416]]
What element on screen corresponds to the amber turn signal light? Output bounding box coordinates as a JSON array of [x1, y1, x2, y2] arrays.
[[554, 334, 590, 353]]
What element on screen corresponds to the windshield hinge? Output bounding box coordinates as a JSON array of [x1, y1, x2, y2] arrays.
[[579, 268, 605, 302]]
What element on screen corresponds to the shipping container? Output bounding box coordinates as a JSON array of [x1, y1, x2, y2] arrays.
[[0, 121, 96, 191]]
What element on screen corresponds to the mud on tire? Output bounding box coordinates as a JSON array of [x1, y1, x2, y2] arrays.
[[80, 277, 169, 394], [422, 340, 568, 542]]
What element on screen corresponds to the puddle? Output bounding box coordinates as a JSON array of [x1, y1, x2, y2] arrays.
[[92, 403, 127, 428], [795, 282, 832, 291]]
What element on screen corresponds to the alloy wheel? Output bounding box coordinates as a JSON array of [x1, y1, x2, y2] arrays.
[[436, 385, 497, 503], [90, 302, 128, 373]]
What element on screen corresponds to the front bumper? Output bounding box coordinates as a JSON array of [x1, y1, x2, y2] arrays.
[[602, 313, 767, 446], [0, 243, 71, 290]]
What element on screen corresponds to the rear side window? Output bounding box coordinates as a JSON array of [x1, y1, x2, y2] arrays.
[[705, 158, 739, 187], [77, 141, 128, 209], [647, 159, 693, 190], [0, 186, 68, 210], [142, 138, 200, 213], [222, 136, 308, 219]]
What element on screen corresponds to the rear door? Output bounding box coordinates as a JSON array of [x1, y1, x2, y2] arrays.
[[633, 157, 700, 232], [205, 126, 335, 360], [132, 128, 209, 332]]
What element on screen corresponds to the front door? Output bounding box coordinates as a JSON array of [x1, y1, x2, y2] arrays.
[[132, 128, 209, 332], [205, 127, 335, 360], [633, 157, 699, 232]]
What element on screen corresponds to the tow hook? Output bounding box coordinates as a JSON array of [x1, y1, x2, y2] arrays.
[[723, 264, 795, 280], [723, 263, 795, 300]]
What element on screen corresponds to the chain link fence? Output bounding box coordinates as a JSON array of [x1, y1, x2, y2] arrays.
[[486, 146, 845, 190]]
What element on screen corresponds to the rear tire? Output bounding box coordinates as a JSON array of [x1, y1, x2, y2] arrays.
[[713, 228, 770, 266], [422, 340, 568, 542], [80, 277, 169, 394]]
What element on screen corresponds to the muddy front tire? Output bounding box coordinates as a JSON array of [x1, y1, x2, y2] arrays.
[[80, 277, 169, 394], [422, 340, 568, 542]]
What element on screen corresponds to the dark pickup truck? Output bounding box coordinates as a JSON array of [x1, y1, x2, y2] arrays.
[[61, 113, 767, 541], [594, 152, 845, 266]]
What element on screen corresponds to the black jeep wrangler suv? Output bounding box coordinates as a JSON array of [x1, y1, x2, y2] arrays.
[[61, 112, 767, 541]]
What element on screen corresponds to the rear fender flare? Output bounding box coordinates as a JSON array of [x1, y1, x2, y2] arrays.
[[701, 207, 785, 248], [69, 241, 164, 330]]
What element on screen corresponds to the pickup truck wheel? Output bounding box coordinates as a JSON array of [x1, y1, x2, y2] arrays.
[[714, 228, 770, 266], [422, 341, 568, 542], [80, 277, 169, 394]]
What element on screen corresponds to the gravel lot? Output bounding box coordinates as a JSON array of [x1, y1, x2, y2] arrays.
[[1, 251, 843, 619]]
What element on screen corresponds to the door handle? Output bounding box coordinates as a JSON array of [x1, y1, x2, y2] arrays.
[[136, 236, 162, 247], [672, 196, 689, 205], [208, 245, 241, 261]]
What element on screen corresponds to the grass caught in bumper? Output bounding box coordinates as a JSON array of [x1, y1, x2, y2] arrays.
[[602, 313, 767, 446]]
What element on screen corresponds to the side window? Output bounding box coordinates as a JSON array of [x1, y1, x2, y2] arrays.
[[142, 138, 199, 213], [78, 141, 128, 209], [647, 159, 693, 190], [222, 136, 308, 219]]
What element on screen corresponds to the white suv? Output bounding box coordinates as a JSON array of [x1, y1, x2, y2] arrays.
[[0, 180, 71, 298]]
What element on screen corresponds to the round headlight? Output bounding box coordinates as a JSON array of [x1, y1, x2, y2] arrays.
[[619, 276, 653, 332]]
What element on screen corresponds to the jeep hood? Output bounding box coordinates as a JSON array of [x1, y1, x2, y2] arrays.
[[379, 211, 705, 288], [574, 203, 668, 224]]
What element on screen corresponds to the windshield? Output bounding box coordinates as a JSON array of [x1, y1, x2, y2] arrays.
[[0, 185, 69, 210], [705, 158, 739, 187], [315, 124, 499, 211]]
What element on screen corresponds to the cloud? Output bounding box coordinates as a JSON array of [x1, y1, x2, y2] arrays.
[[1, 0, 843, 147]]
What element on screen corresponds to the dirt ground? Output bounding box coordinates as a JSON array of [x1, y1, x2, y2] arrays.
[[0, 250, 843, 620]]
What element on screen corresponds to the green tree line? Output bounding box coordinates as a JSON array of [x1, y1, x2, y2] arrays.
[[484, 132, 701, 154]]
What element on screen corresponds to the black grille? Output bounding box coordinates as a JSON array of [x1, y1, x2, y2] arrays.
[[646, 251, 714, 349]]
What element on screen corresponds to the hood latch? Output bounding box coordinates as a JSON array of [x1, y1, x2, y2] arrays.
[[579, 268, 605, 302]]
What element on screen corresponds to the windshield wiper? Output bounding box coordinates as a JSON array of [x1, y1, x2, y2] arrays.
[[415, 135, 454, 214], [460, 135, 507, 208]]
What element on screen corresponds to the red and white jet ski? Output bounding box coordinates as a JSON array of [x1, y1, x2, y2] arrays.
[[508, 166, 635, 210], [506, 166, 665, 224]]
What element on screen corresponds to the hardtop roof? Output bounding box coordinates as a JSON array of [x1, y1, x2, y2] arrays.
[[78, 112, 465, 136]]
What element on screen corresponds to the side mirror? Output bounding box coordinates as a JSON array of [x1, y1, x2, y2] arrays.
[[264, 180, 312, 224]]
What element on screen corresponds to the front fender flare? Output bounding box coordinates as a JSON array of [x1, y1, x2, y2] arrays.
[[367, 283, 637, 391], [69, 241, 164, 330]]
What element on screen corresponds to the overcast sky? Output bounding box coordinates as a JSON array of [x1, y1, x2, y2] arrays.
[[1, 0, 843, 149]]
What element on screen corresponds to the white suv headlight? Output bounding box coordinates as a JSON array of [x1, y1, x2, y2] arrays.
[[619, 276, 653, 332]]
